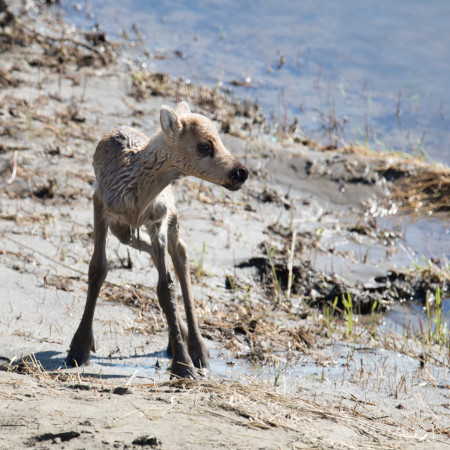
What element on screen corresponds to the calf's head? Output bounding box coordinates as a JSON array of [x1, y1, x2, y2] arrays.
[[160, 102, 248, 191]]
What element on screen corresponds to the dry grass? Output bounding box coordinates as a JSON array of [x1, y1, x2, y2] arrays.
[[161, 378, 427, 444], [344, 145, 450, 215], [2, 354, 431, 446], [391, 165, 450, 214], [3, 353, 78, 383]]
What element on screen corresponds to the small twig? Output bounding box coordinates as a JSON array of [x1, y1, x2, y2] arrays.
[[286, 230, 296, 301], [126, 369, 139, 386], [6, 150, 18, 184]]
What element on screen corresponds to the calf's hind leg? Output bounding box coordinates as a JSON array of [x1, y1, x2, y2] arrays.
[[66, 194, 108, 366]]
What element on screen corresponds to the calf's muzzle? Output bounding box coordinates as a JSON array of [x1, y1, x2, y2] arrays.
[[230, 165, 248, 183], [226, 165, 249, 191]]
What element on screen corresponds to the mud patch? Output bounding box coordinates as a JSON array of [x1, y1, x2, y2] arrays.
[[113, 386, 131, 395], [28, 431, 81, 445], [132, 435, 162, 448], [236, 250, 447, 314]]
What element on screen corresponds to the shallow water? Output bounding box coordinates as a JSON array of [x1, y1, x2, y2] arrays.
[[77, 345, 448, 403], [66, 0, 450, 164], [379, 214, 450, 262], [385, 297, 450, 337]]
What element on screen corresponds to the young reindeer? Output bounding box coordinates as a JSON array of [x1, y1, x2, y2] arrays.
[[66, 101, 248, 378]]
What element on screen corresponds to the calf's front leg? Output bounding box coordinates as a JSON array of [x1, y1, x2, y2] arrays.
[[149, 222, 196, 378], [168, 218, 210, 370]]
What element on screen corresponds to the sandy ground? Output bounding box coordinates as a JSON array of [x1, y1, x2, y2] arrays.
[[0, 2, 449, 449], [3, 368, 443, 450]]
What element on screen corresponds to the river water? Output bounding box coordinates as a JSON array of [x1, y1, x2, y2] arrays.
[[66, 0, 450, 164]]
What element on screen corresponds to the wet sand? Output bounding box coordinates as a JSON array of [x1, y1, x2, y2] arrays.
[[0, 2, 449, 448]]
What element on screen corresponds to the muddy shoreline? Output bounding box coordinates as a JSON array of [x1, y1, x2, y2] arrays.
[[0, 2, 449, 449]]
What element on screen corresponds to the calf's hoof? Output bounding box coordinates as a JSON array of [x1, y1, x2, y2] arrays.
[[66, 328, 95, 367], [189, 339, 210, 371], [170, 349, 197, 379], [170, 361, 197, 379]]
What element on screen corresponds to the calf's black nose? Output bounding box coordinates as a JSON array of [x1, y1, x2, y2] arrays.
[[230, 166, 249, 184]]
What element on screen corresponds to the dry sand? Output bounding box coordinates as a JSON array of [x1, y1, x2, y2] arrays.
[[0, 2, 449, 448]]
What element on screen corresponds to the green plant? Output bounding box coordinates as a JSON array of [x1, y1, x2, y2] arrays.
[[273, 366, 281, 387], [432, 285, 449, 350], [226, 275, 234, 291], [322, 297, 339, 330], [193, 241, 208, 279], [425, 289, 432, 343], [342, 292, 354, 337], [416, 286, 449, 352], [369, 300, 381, 336]]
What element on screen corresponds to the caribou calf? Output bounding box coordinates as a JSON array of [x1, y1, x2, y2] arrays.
[[66, 101, 248, 378]]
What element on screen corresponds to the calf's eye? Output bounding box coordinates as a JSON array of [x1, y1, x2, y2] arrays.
[[197, 142, 213, 157]]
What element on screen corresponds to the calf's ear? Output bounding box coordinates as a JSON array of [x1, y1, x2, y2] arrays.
[[175, 101, 190, 115], [160, 105, 182, 138]]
